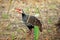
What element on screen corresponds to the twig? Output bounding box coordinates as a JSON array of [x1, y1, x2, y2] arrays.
[[7, 0, 13, 14], [27, 15, 30, 23]]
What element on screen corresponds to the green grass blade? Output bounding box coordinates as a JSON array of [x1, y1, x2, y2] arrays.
[[2, 13, 9, 19], [34, 26, 39, 40]]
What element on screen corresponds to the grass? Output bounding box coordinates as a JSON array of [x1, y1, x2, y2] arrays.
[[35, 7, 39, 14], [34, 26, 39, 40], [16, 29, 20, 32], [11, 32, 15, 40], [48, 18, 52, 24], [24, 7, 29, 12], [6, 23, 11, 30], [48, 4, 57, 9], [2, 13, 9, 19], [47, 29, 52, 33]]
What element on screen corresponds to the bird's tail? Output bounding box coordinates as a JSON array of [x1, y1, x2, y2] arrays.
[[39, 24, 42, 32]]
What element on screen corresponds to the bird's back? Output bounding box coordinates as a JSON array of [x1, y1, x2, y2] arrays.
[[28, 16, 42, 32]]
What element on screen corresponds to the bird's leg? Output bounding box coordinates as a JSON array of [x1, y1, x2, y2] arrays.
[[26, 28, 34, 40], [29, 30, 32, 35], [26, 29, 33, 40], [29, 29, 34, 35], [27, 29, 33, 35]]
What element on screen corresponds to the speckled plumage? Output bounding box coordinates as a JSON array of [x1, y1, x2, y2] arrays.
[[22, 13, 42, 32]]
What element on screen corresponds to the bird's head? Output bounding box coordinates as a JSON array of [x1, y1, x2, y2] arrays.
[[15, 8, 24, 14]]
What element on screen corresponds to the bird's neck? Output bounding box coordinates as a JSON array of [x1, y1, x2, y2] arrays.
[[22, 13, 26, 17]]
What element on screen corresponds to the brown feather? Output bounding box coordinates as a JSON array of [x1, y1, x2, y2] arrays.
[[28, 16, 42, 32]]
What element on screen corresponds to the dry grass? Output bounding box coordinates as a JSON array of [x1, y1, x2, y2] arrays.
[[0, 0, 60, 40]]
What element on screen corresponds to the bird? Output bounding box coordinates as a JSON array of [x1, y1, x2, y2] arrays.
[[15, 8, 42, 33]]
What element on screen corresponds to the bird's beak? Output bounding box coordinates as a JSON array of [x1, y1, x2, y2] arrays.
[[15, 8, 22, 14]]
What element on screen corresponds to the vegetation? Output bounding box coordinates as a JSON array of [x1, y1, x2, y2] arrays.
[[2, 13, 9, 19], [0, 0, 60, 40]]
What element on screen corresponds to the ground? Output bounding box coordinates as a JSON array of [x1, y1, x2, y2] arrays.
[[0, 0, 60, 40]]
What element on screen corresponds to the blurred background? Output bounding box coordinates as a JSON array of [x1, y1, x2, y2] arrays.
[[0, 0, 60, 40]]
